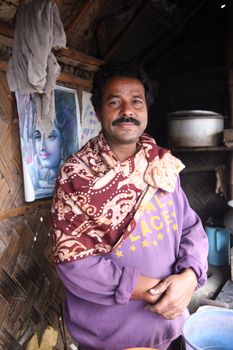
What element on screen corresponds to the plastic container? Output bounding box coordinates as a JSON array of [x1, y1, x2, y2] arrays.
[[224, 199, 233, 234], [182, 308, 233, 349], [205, 226, 230, 266]]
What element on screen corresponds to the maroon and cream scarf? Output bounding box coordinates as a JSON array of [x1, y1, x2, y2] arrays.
[[51, 132, 184, 263]]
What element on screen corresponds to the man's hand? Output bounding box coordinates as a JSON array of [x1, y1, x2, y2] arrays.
[[145, 268, 197, 319], [131, 275, 162, 304]]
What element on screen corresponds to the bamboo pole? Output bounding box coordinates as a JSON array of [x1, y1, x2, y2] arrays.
[[0, 199, 52, 221]]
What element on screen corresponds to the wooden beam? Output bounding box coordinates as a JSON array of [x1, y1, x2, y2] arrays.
[[56, 47, 104, 72], [0, 60, 8, 72], [65, 0, 94, 37], [0, 199, 52, 221], [140, 0, 209, 66], [104, 2, 147, 60], [58, 71, 91, 89], [96, 19, 108, 57], [0, 59, 92, 88], [0, 20, 103, 72], [0, 34, 13, 47], [0, 21, 14, 38]]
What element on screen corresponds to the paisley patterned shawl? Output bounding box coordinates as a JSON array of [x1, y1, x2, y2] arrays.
[[51, 132, 185, 263]]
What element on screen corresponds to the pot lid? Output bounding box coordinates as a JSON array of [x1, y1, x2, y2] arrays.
[[167, 110, 222, 117]]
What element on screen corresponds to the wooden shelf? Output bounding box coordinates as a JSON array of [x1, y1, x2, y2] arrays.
[[171, 146, 233, 152], [182, 165, 223, 173]]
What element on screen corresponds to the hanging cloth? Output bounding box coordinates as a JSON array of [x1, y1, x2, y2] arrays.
[[7, 0, 66, 133]]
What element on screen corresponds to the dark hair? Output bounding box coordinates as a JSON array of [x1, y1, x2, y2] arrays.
[[91, 61, 155, 111]]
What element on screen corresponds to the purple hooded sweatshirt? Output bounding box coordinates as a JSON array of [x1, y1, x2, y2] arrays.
[[55, 177, 208, 350]]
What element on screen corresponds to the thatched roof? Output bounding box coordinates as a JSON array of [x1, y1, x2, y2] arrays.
[[0, 0, 229, 74]]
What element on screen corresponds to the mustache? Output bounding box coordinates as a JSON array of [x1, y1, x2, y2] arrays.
[[112, 116, 140, 126]]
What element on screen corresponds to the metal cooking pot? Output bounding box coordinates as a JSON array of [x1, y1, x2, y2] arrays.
[[167, 110, 225, 147]]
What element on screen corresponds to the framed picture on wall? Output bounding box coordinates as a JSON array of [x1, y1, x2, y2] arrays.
[[16, 86, 81, 202], [80, 91, 101, 147]]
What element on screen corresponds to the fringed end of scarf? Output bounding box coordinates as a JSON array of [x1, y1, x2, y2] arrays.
[[145, 152, 185, 193], [34, 90, 55, 136]]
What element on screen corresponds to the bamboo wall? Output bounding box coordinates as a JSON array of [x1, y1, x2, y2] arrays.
[[0, 71, 66, 349]]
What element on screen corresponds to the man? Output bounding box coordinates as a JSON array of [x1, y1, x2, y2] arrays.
[[51, 62, 208, 350]]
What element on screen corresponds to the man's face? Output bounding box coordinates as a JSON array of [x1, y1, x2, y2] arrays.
[[97, 77, 148, 149]]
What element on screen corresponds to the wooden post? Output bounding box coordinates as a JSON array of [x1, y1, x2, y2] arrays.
[[231, 247, 233, 280], [226, 1, 233, 200]]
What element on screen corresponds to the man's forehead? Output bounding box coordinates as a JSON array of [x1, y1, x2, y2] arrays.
[[102, 76, 145, 94]]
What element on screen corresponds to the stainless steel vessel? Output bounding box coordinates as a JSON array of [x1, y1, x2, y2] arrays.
[[167, 110, 225, 147]]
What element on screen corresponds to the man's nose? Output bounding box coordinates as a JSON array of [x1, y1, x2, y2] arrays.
[[120, 102, 134, 116]]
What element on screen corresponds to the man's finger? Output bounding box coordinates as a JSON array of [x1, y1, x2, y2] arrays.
[[148, 280, 168, 295]]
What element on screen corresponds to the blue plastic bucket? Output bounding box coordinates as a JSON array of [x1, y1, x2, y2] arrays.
[[182, 308, 233, 349]]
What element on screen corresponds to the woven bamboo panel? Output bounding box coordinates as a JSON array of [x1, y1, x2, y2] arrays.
[[179, 152, 229, 223], [0, 71, 69, 349], [0, 209, 65, 350], [0, 72, 25, 211]]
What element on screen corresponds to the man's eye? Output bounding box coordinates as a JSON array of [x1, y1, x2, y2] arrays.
[[109, 100, 119, 105], [134, 99, 143, 104]]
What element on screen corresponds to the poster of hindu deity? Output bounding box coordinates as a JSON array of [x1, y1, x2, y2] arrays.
[[16, 86, 80, 202], [80, 91, 101, 147]]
